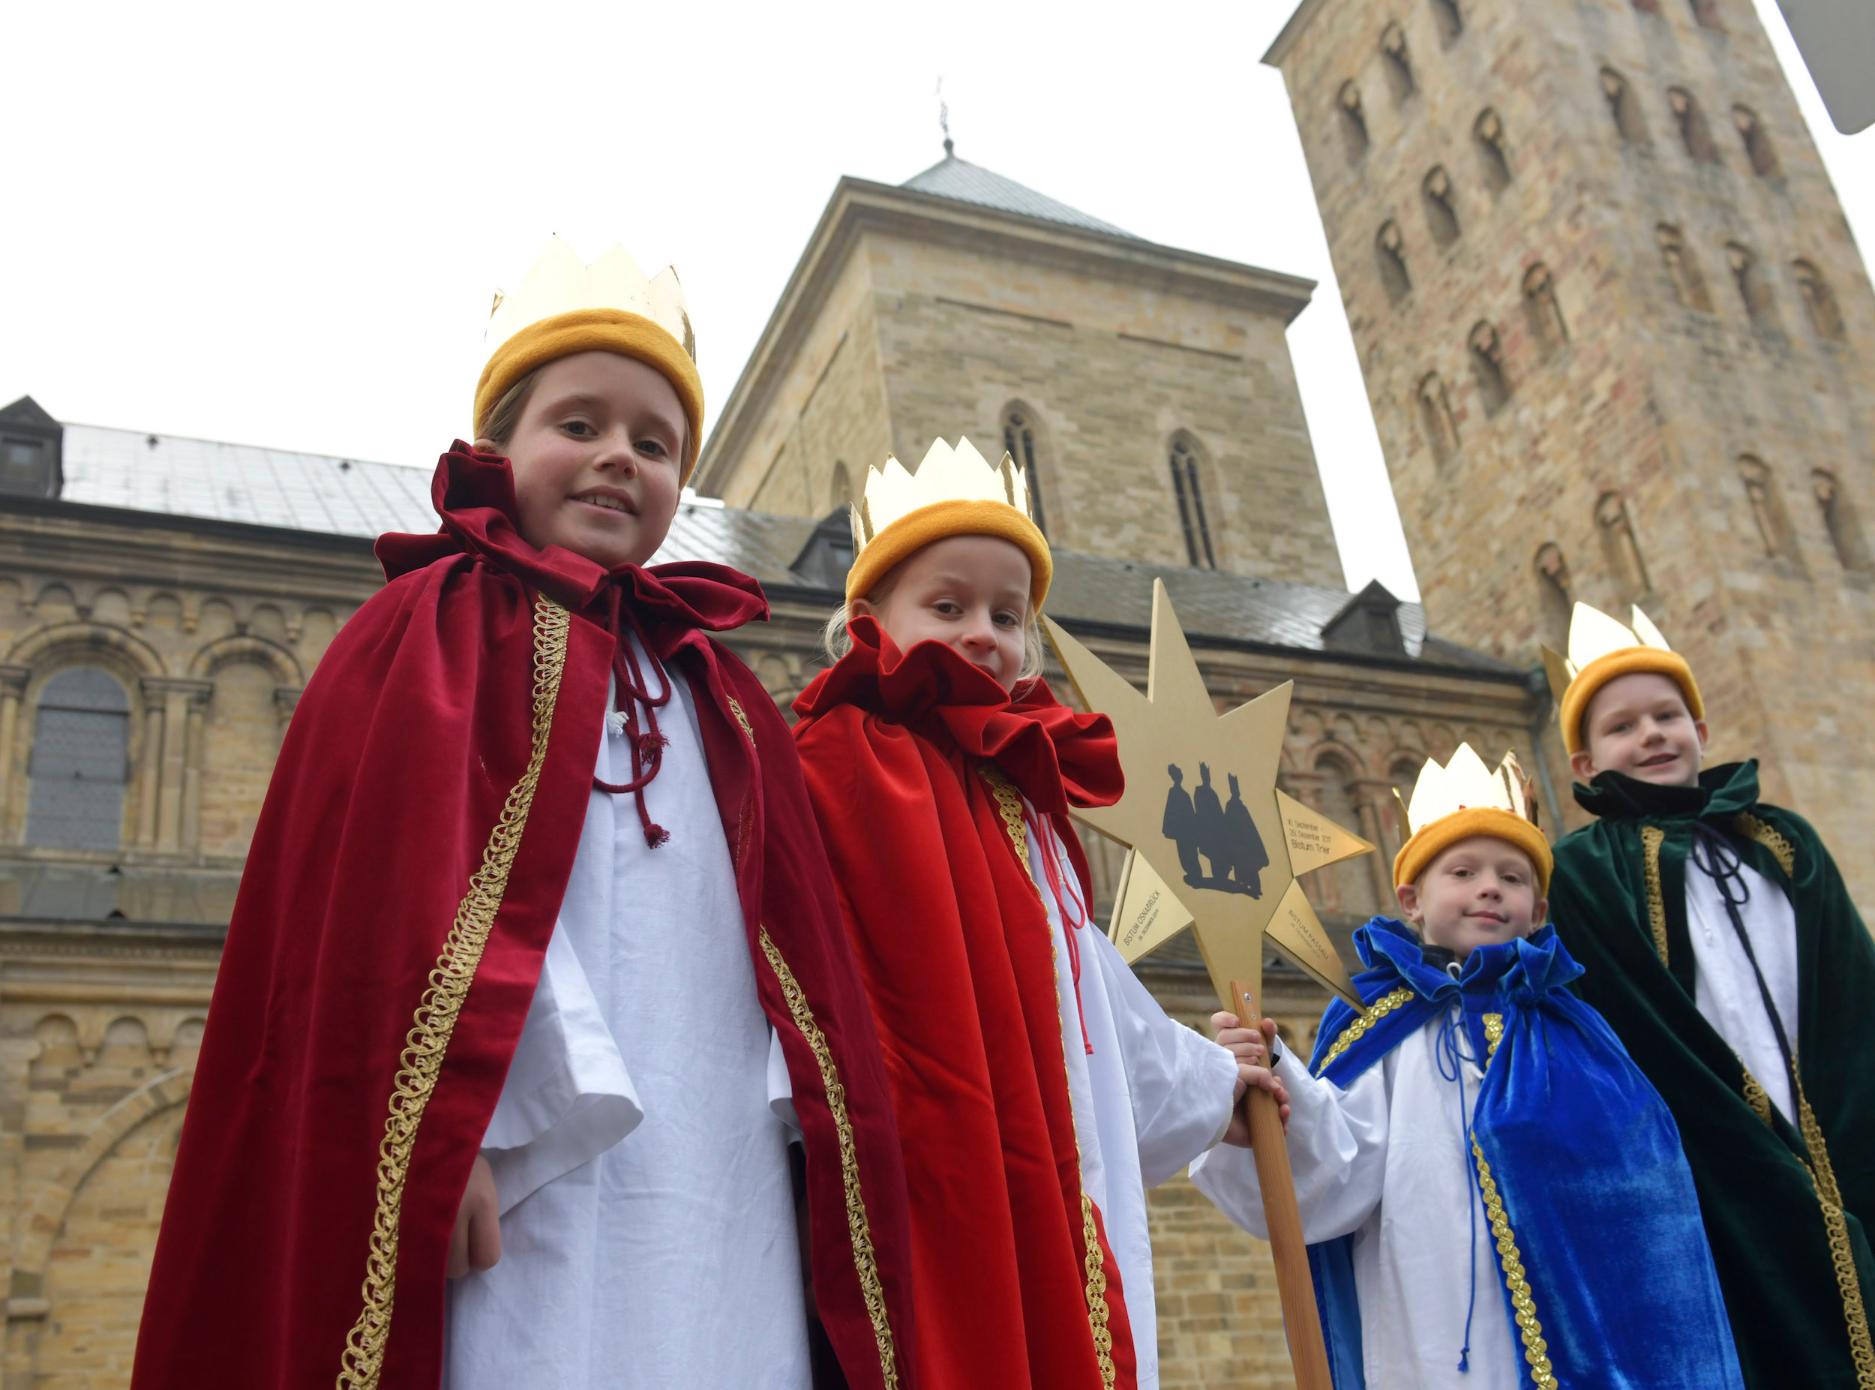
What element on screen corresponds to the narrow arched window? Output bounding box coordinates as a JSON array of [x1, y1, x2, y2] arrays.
[[1377, 220, 1412, 303], [1739, 455, 1798, 560], [1422, 166, 1459, 245], [1523, 263, 1568, 350], [1597, 491, 1653, 597], [1468, 321, 1509, 412], [1793, 259, 1845, 339], [1658, 224, 1712, 310], [1733, 105, 1779, 176], [25, 667, 130, 851], [1601, 68, 1649, 143], [1381, 22, 1415, 102], [1418, 372, 1459, 460], [1534, 543, 1573, 647], [1338, 81, 1370, 161], [1668, 87, 1718, 162], [1001, 403, 1048, 536], [1690, 0, 1722, 28], [1168, 435, 1217, 569], [1814, 469, 1870, 571], [1430, 0, 1463, 43], [1473, 108, 1512, 191], [1727, 243, 1777, 322]]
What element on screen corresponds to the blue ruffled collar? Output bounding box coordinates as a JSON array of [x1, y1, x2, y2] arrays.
[[1353, 918, 1582, 1006]]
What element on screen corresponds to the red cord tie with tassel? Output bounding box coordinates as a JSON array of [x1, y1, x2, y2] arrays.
[[1022, 801, 1095, 1056], [591, 584, 676, 848]]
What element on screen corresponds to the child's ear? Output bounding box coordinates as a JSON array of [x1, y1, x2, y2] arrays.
[[473, 437, 501, 456], [850, 597, 876, 620], [1532, 896, 1549, 929], [1395, 882, 1420, 923], [1693, 718, 1710, 751], [1569, 748, 1598, 780]]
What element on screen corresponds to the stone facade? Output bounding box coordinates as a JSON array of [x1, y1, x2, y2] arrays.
[[694, 173, 1347, 589], [1268, 0, 1875, 897]]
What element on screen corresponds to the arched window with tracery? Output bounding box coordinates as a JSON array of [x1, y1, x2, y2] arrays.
[[1668, 87, 1718, 162], [1597, 491, 1653, 598], [1468, 320, 1509, 413], [1418, 372, 1459, 460], [1001, 402, 1048, 536], [1727, 243, 1777, 323], [1423, 166, 1460, 245], [1474, 108, 1512, 191], [25, 667, 130, 851], [1814, 469, 1870, 571], [1739, 455, 1798, 560], [1733, 105, 1779, 176], [1381, 22, 1415, 102], [1338, 81, 1370, 162], [1377, 220, 1411, 303], [1168, 435, 1218, 569], [1523, 263, 1568, 350], [1534, 543, 1573, 647], [1658, 224, 1712, 311], [1793, 260, 1845, 339], [1601, 67, 1649, 143]]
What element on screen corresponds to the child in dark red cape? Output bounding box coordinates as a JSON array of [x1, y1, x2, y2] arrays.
[[131, 244, 913, 1390], [791, 438, 1252, 1390]]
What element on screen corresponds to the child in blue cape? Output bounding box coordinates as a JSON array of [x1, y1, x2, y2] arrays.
[[1191, 746, 1742, 1390]]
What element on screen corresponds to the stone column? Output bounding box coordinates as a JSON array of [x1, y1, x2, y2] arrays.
[[0, 667, 29, 842], [139, 678, 211, 853]]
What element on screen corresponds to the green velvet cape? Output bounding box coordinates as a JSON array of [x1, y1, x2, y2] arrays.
[[1549, 760, 1875, 1390]]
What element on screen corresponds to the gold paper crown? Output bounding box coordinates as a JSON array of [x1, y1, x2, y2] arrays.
[[1541, 602, 1703, 755], [1392, 744, 1552, 892], [844, 437, 1053, 607], [473, 237, 706, 478]]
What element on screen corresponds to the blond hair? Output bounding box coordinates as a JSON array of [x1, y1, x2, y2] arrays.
[[475, 368, 541, 446]]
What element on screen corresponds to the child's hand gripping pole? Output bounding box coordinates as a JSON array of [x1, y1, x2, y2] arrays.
[[1229, 979, 1334, 1390]]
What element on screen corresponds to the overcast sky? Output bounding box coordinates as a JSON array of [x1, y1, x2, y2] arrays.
[[3, 0, 1866, 602]]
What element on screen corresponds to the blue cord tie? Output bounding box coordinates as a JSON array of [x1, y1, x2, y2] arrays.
[[1435, 991, 1479, 1374]]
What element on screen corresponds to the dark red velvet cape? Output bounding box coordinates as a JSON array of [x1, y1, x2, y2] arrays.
[[791, 618, 1137, 1390], [131, 447, 914, 1390]]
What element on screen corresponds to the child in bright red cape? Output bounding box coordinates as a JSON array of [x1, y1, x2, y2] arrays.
[[131, 243, 913, 1389], [791, 438, 1259, 1390]]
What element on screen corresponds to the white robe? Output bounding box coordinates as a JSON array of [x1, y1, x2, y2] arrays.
[[445, 657, 808, 1389], [1685, 857, 1799, 1122], [1189, 1021, 1522, 1390], [1024, 813, 1238, 1390]]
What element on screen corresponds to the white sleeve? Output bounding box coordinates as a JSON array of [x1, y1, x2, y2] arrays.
[[481, 923, 643, 1215], [1089, 930, 1239, 1188], [1189, 1049, 1388, 1244]]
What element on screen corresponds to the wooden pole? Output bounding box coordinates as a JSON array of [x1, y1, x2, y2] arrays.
[[1231, 978, 1334, 1390]]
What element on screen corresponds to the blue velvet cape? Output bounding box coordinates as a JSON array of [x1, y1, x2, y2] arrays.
[[1302, 920, 1743, 1389]]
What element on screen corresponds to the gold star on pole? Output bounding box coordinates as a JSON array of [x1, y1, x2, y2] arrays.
[[1045, 581, 1373, 1012]]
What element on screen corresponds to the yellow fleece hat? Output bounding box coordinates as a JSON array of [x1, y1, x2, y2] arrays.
[[845, 438, 1052, 609], [1543, 603, 1704, 756], [473, 241, 704, 481], [1391, 746, 1552, 894]]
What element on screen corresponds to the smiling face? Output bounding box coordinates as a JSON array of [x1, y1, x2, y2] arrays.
[[855, 534, 1032, 691], [1571, 671, 1709, 788], [478, 351, 686, 570], [1396, 834, 1546, 960]]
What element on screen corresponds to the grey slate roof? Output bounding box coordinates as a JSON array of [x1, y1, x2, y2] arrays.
[[900, 153, 1139, 240], [46, 424, 1515, 675]]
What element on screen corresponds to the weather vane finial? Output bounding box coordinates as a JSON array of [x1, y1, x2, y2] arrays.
[[936, 76, 953, 157]]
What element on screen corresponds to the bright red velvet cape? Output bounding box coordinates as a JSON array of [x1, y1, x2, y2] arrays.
[[131, 447, 915, 1390], [792, 619, 1137, 1390]]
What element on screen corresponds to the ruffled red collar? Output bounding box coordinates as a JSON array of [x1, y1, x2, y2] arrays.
[[375, 442, 769, 651], [793, 616, 1123, 815]]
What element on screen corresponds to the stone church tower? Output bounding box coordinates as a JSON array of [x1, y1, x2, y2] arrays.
[[1267, 0, 1875, 885], [694, 148, 1347, 589]]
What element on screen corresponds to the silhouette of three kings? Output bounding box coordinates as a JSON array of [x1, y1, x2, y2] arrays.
[[1162, 763, 1268, 897]]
